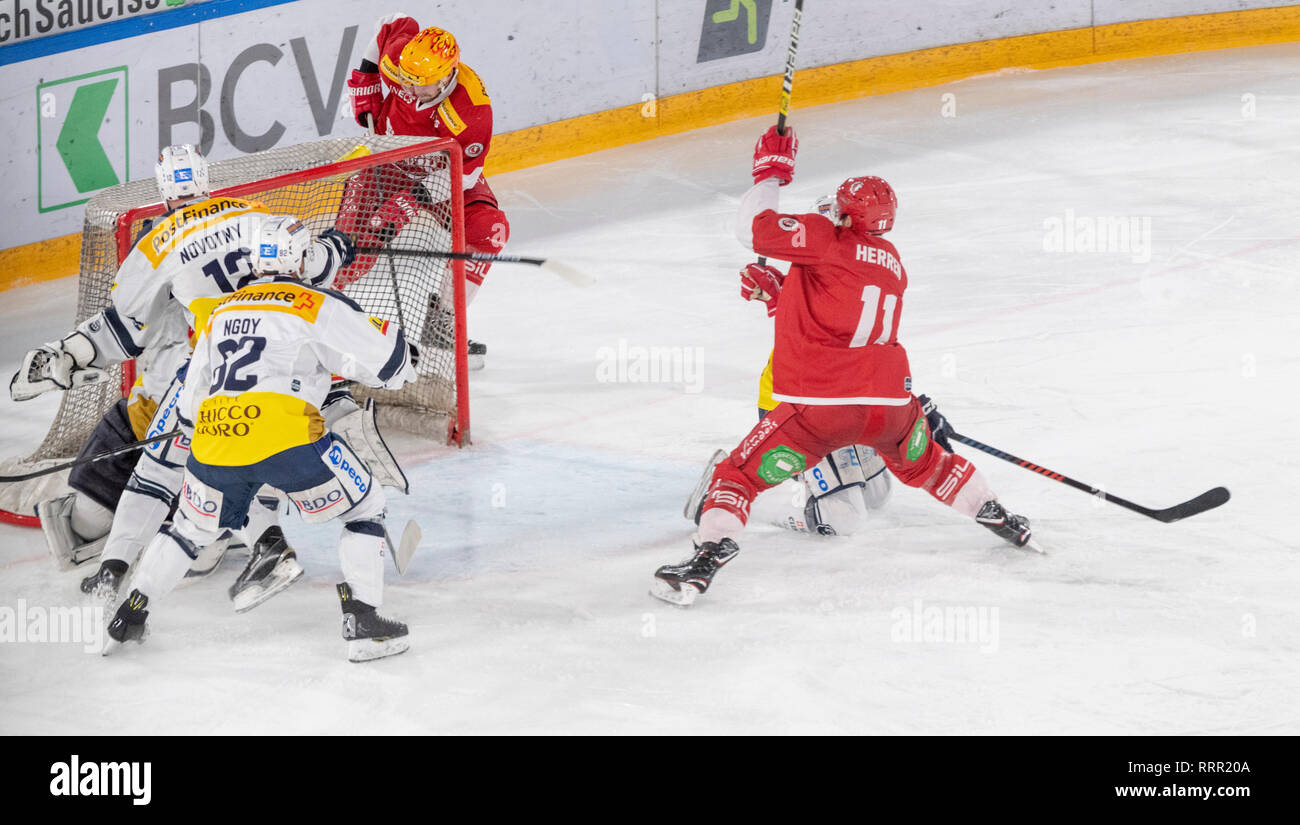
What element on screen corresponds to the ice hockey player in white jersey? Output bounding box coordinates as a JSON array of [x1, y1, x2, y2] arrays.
[[9, 145, 353, 604], [104, 215, 417, 662]]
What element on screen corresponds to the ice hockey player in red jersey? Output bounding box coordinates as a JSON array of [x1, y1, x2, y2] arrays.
[[651, 125, 1034, 606], [340, 13, 508, 369]]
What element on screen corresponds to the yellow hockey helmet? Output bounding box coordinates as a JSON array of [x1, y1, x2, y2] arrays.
[[390, 26, 460, 87]]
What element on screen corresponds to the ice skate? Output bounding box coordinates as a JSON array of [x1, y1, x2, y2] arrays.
[[338, 583, 409, 662], [976, 500, 1039, 552], [102, 589, 150, 655], [229, 526, 305, 613], [79, 560, 126, 601], [651, 538, 740, 606]]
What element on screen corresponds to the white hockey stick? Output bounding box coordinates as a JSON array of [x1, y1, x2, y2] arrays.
[[389, 519, 423, 576]]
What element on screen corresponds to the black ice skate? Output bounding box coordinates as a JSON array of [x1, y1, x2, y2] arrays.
[[421, 293, 486, 370], [976, 500, 1040, 552], [337, 582, 409, 662], [80, 560, 126, 600], [467, 339, 487, 371], [228, 526, 304, 613], [650, 538, 740, 606], [102, 589, 150, 655]]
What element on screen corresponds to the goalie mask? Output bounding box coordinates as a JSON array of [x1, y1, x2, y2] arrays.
[[156, 144, 209, 203], [252, 216, 311, 277]]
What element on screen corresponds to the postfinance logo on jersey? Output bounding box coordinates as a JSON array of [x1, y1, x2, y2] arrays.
[[213, 283, 324, 323], [142, 198, 266, 267], [193, 392, 324, 466]]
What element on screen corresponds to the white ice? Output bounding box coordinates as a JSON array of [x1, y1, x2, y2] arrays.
[[1, 44, 1297, 735]]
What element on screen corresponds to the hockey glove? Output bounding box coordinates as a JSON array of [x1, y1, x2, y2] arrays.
[[319, 228, 357, 269], [740, 263, 785, 317], [10, 333, 107, 401], [348, 69, 383, 130], [918, 394, 953, 452], [752, 125, 799, 186]]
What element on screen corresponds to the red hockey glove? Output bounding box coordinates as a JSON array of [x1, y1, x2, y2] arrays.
[[752, 125, 798, 186], [348, 69, 383, 130], [740, 263, 785, 317]]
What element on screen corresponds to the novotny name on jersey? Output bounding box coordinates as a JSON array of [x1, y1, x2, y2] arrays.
[[149, 198, 245, 255], [177, 222, 244, 264]]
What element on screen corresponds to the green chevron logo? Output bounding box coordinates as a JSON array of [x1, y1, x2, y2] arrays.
[[713, 0, 760, 44], [698, 0, 772, 63], [37, 67, 130, 214]]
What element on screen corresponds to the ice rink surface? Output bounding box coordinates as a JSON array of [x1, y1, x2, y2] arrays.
[[1, 44, 1297, 735]]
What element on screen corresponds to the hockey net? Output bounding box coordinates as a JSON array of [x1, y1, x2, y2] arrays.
[[0, 136, 468, 524]]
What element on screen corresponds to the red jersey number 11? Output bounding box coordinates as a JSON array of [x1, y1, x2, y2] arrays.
[[850, 285, 899, 348]]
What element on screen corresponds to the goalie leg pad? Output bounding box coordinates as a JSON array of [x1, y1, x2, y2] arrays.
[[330, 399, 408, 494], [37, 494, 108, 570]]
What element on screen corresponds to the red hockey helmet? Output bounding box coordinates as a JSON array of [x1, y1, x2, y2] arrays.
[[835, 176, 897, 235]]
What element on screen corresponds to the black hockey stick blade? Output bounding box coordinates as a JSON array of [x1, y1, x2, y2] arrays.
[[950, 432, 1230, 523], [1146, 486, 1231, 523]]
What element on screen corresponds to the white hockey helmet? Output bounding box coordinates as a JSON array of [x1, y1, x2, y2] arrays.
[[155, 144, 209, 203], [252, 215, 311, 277], [812, 194, 839, 222]]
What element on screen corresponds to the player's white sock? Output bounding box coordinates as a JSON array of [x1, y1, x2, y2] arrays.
[[339, 522, 386, 607], [698, 508, 745, 545]]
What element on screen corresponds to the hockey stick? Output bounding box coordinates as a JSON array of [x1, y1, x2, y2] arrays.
[[950, 432, 1230, 523], [756, 0, 804, 269], [0, 429, 183, 483], [357, 247, 594, 288], [388, 519, 422, 576]]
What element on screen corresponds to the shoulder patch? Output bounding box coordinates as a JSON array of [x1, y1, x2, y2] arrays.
[[457, 64, 491, 106], [438, 96, 468, 135], [778, 216, 802, 231]]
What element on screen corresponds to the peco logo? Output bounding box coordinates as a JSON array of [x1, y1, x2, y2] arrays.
[[328, 445, 368, 494]]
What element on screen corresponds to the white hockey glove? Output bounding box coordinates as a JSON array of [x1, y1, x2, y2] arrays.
[[10, 332, 108, 401]]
